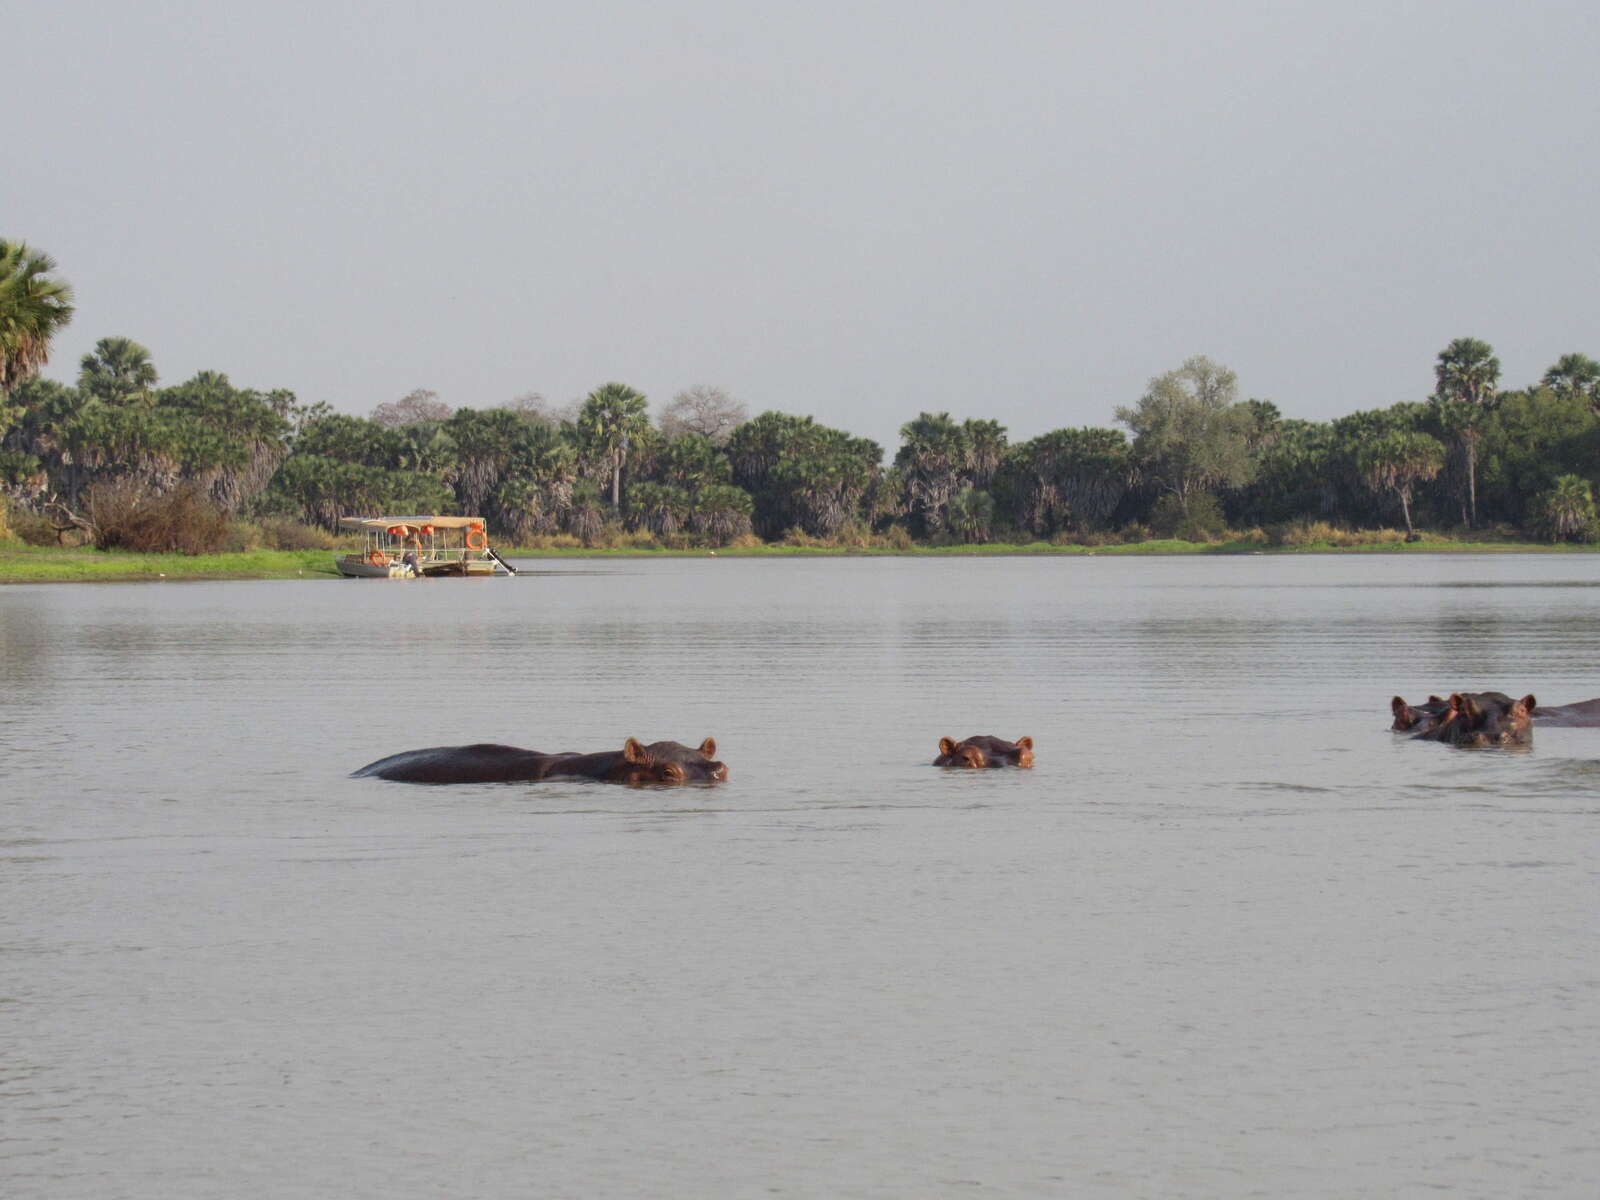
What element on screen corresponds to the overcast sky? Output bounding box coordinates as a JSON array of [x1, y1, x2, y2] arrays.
[[11, 1, 1599, 452]]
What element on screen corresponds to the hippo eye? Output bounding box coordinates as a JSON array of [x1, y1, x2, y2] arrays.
[[660, 762, 686, 782]]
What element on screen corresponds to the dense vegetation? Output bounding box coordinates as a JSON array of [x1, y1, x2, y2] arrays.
[[3, 243, 1598, 553]]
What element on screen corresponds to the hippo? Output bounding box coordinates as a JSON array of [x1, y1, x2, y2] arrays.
[[353, 737, 728, 784], [1401, 693, 1535, 748], [1390, 695, 1452, 734], [934, 735, 1034, 768], [1531, 698, 1600, 727]]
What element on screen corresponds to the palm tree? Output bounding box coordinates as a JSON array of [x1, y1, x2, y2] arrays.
[[1359, 430, 1445, 539], [947, 487, 995, 543], [78, 336, 158, 405], [1431, 337, 1500, 526], [0, 240, 75, 395], [895, 412, 968, 535], [1538, 475, 1596, 542], [1542, 353, 1600, 411], [577, 382, 651, 508], [688, 483, 754, 545], [961, 419, 1008, 490]]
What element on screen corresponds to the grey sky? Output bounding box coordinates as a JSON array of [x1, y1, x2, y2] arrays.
[[11, 1, 1599, 454]]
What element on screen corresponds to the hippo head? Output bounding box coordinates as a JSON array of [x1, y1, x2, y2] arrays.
[[1426, 693, 1536, 747], [934, 735, 1034, 768], [1456, 692, 1536, 747], [935, 737, 988, 768], [618, 736, 729, 784]]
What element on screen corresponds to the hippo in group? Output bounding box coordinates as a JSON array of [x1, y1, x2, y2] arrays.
[[1530, 698, 1600, 727], [934, 735, 1034, 768], [1394, 693, 1536, 748], [1390, 695, 1453, 734], [353, 737, 728, 784]]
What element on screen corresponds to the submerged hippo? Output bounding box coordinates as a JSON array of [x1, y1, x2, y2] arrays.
[[1393, 693, 1535, 747], [353, 737, 728, 784], [1390, 695, 1453, 734], [1531, 698, 1600, 727], [934, 735, 1034, 768]]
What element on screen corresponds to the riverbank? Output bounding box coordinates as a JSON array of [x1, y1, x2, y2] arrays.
[[0, 545, 337, 583], [2, 537, 1594, 583]]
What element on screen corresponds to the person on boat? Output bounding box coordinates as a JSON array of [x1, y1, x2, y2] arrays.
[[400, 526, 424, 576]]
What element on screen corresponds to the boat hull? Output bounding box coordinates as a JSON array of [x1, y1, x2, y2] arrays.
[[334, 555, 414, 578], [334, 555, 499, 578]]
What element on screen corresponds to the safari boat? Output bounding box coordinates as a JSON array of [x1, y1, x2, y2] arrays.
[[333, 516, 515, 578]]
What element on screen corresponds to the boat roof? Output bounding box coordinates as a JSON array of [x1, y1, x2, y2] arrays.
[[337, 515, 485, 531]]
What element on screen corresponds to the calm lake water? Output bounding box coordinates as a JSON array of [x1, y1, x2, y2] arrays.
[[3, 554, 1598, 1198]]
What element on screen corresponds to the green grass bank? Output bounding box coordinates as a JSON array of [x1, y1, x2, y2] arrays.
[[2, 536, 1594, 584]]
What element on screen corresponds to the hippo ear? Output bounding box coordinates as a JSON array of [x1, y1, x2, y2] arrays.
[[623, 737, 648, 764], [1391, 697, 1409, 718], [939, 737, 958, 756], [1519, 694, 1537, 714], [1428, 695, 1445, 704], [1452, 694, 1480, 720], [698, 737, 716, 758], [1015, 736, 1033, 751]]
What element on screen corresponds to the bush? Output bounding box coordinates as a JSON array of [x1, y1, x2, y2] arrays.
[[1270, 521, 1409, 547], [7, 508, 74, 545], [517, 533, 585, 551], [1148, 493, 1227, 542], [780, 526, 827, 548], [879, 524, 914, 551], [221, 522, 264, 553], [1051, 529, 1115, 547], [84, 480, 231, 554], [257, 518, 338, 551], [1117, 522, 1151, 544]]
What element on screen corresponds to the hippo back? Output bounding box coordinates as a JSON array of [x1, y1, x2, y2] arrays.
[[352, 743, 553, 784]]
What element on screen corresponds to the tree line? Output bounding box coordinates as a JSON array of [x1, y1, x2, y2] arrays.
[[3, 240, 1599, 548]]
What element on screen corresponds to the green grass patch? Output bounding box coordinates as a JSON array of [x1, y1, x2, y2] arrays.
[[0, 544, 338, 583], [3, 536, 1594, 583]]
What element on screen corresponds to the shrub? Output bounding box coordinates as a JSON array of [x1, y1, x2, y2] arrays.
[[84, 480, 231, 554], [221, 522, 264, 553], [8, 509, 73, 545], [1051, 529, 1114, 547], [780, 526, 827, 548], [1148, 493, 1226, 542], [1117, 522, 1151, 544], [518, 533, 585, 551], [1270, 521, 1409, 547], [257, 518, 338, 551], [879, 524, 914, 551]]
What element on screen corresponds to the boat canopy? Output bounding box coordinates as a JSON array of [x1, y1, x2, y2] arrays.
[[337, 515, 485, 531]]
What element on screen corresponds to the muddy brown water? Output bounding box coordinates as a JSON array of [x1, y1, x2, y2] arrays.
[[3, 555, 1598, 1197]]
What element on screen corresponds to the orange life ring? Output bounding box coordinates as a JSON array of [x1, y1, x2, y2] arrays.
[[368, 548, 390, 567], [420, 525, 434, 536], [465, 528, 487, 550], [386, 525, 406, 537]]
